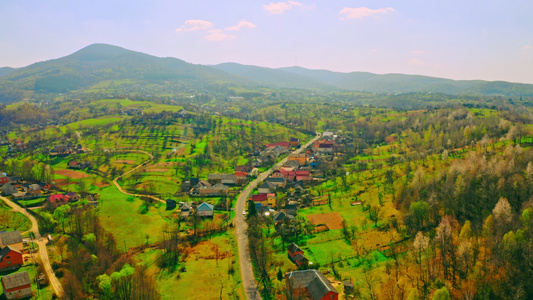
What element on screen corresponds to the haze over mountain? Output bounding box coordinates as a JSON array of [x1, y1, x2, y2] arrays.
[[0, 67, 17, 77], [1, 43, 532, 103]]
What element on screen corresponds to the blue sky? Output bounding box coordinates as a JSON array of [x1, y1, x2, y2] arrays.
[[1, 0, 532, 83]]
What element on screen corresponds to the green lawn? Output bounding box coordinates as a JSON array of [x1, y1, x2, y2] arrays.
[[0, 202, 32, 232], [97, 186, 173, 249]]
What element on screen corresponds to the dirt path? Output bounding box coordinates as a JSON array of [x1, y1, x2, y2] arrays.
[[112, 150, 166, 204], [234, 132, 321, 300], [0, 195, 64, 298]]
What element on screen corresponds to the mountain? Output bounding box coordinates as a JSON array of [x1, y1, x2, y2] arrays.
[[278, 66, 533, 96], [212, 63, 332, 90], [0, 67, 16, 77], [216, 63, 533, 96], [1, 43, 532, 104], [0, 44, 250, 103]]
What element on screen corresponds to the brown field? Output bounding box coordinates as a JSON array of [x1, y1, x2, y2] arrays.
[[115, 159, 136, 164], [54, 169, 90, 179], [145, 168, 168, 173], [94, 181, 110, 187], [307, 212, 344, 230]]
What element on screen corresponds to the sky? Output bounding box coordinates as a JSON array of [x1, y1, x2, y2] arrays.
[[1, 0, 533, 83]]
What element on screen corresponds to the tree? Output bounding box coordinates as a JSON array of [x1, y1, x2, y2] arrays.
[[432, 287, 451, 300], [385, 168, 396, 202], [247, 200, 257, 219], [368, 206, 381, 227]]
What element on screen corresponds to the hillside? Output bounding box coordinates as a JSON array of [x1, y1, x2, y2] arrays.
[[0, 44, 250, 103], [1, 43, 533, 104], [212, 63, 332, 91], [278, 66, 533, 96], [0, 67, 17, 77]]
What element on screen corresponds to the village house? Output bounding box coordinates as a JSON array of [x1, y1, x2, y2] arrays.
[[293, 253, 309, 267], [284, 204, 299, 216], [47, 194, 71, 205], [284, 160, 301, 170], [258, 181, 276, 194], [1, 271, 33, 300], [208, 174, 237, 185], [288, 243, 304, 260], [314, 140, 335, 154], [68, 160, 91, 170], [12, 190, 31, 200], [266, 177, 286, 188], [265, 141, 290, 150], [290, 137, 300, 148], [180, 178, 199, 193], [273, 170, 295, 182], [7, 177, 20, 184], [65, 191, 80, 202], [273, 211, 294, 225], [196, 183, 229, 196], [27, 184, 42, 197], [234, 172, 249, 184], [250, 193, 277, 208], [180, 202, 193, 219], [0, 173, 8, 184], [1, 183, 18, 196], [234, 165, 253, 174], [251, 158, 263, 168], [296, 170, 313, 182], [0, 231, 23, 252], [38, 182, 51, 191], [285, 269, 339, 300], [0, 245, 23, 271], [288, 153, 308, 165], [197, 202, 214, 217]]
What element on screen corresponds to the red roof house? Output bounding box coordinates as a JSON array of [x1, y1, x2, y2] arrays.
[[47, 194, 70, 204], [0, 245, 23, 271]]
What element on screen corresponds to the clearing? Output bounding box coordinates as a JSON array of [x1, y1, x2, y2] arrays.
[[307, 212, 344, 230]]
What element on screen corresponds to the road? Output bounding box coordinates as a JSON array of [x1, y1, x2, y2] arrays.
[[0, 195, 64, 298], [112, 150, 166, 204], [234, 132, 321, 300]]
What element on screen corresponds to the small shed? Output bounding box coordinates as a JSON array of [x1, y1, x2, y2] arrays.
[[343, 280, 354, 295], [166, 199, 177, 210]]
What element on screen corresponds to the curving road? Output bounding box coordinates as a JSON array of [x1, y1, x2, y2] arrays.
[[0, 195, 64, 298], [112, 150, 166, 204], [235, 132, 321, 300]]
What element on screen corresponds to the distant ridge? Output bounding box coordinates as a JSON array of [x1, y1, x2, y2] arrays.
[[0, 67, 16, 77], [0, 43, 532, 103]]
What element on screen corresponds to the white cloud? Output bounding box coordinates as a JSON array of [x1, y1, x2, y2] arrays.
[[205, 29, 236, 42], [176, 20, 214, 32], [339, 7, 395, 20], [521, 45, 532, 54], [263, 1, 302, 14], [225, 20, 256, 31]]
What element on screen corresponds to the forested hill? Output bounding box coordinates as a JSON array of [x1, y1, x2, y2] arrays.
[[277, 66, 533, 96], [0, 44, 251, 103], [0, 67, 16, 77], [1, 43, 533, 103], [215, 64, 533, 97]]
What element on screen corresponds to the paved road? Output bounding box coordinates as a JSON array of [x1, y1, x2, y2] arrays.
[[112, 150, 166, 204], [235, 132, 321, 300], [0, 195, 64, 298]]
